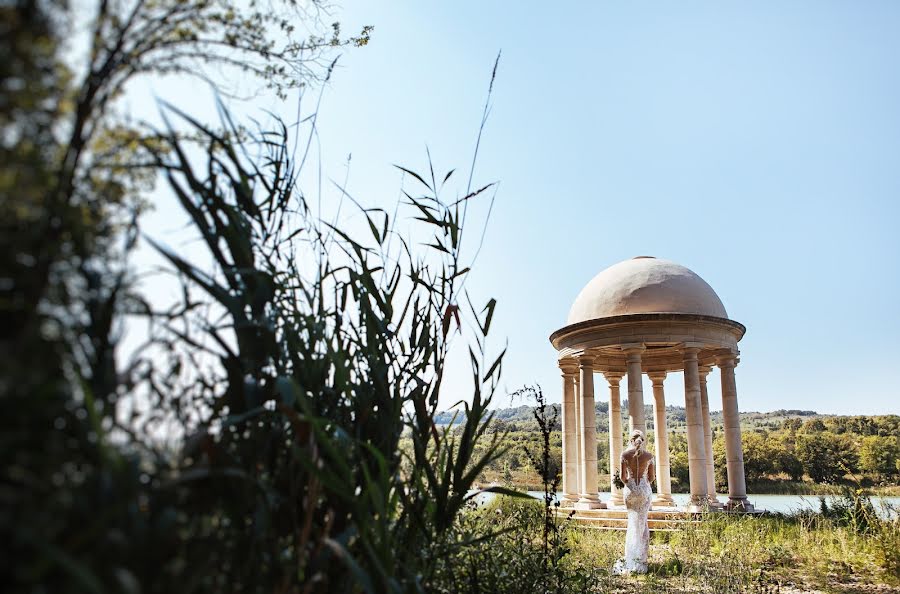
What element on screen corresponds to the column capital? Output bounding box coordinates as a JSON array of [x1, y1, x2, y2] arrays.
[[620, 343, 645, 357], [678, 341, 704, 355], [716, 353, 738, 368], [680, 347, 701, 361], [558, 359, 579, 376], [577, 354, 595, 368], [698, 365, 712, 381], [647, 370, 667, 385], [603, 370, 625, 384]]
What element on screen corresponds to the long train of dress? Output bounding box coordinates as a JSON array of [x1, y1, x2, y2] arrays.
[[614, 470, 652, 574]]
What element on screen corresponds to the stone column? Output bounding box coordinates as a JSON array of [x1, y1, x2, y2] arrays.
[[622, 344, 646, 435], [717, 354, 753, 511], [699, 366, 721, 507], [648, 371, 674, 507], [682, 345, 709, 511], [573, 373, 582, 494], [604, 371, 625, 507], [560, 360, 579, 505], [575, 355, 604, 509]]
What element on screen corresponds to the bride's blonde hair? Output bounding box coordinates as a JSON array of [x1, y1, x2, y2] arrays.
[[631, 429, 645, 449]]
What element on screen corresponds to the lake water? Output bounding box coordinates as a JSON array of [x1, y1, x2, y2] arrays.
[[499, 491, 900, 516]]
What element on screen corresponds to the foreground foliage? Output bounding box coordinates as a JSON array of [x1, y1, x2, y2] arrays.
[[3, 45, 515, 591]]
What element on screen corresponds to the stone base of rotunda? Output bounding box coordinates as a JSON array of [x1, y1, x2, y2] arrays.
[[652, 494, 675, 507], [707, 496, 725, 509], [684, 495, 710, 513], [607, 494, 625, 507], [573, 498, 606, 510], [560, 496, 579, 508], [725, 497, 755, 512]]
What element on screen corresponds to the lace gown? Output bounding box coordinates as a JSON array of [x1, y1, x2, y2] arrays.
[[615, 463, 652, 574]]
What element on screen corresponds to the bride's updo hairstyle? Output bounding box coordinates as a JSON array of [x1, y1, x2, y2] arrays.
[[630, 430, 645, 450]]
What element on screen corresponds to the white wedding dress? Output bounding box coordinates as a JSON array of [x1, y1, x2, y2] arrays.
[[614, 462, 652, 575]]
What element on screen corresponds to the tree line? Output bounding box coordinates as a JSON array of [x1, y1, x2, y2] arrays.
[[466, 406, 899, 492]]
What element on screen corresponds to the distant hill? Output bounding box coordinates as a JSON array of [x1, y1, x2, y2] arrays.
[[434, 402, 819, 430]]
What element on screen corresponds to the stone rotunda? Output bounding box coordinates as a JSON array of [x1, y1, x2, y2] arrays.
[[550, 256, 753, 513]]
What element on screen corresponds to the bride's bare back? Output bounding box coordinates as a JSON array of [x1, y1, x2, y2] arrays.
[[621, 448, 655, 483]]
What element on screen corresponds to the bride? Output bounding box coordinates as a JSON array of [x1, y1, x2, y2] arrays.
[[614, 429, 654, 575]]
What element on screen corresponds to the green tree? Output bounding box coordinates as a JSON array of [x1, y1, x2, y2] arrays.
[[713, 436, 727, 490], [858, 435, 900, 476], [772, 437, 805, 481], [796, 432, 859, 483], [802, 418, 826, 433], [509, 452, 522, 470], [503, 463, 515, 485], [740, 431, 777, 482], [668, 433, 690, 488], [782, 418, 803, 432], [670, 449, 690, 489]]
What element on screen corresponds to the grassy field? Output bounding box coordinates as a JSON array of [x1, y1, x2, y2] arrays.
[[566, 515, 900, 593], [476, 495, 900, 593]]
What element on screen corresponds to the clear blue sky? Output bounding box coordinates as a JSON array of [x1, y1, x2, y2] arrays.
[[134, 2, 900, 415]]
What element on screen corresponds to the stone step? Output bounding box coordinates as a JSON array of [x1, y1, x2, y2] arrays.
[[576, 524, 681, 533], [573, 518, 690, 528], [561, 516, 685, 532], [555, 508, 701, 532], [567, 516, 685, 526], [558, 509, 694, 520]]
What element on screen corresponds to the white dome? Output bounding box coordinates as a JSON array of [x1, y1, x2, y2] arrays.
[[567, 257, 728, 324]]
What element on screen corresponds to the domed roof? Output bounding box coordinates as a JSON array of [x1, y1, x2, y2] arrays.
[[567, 257, 728, 324]]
